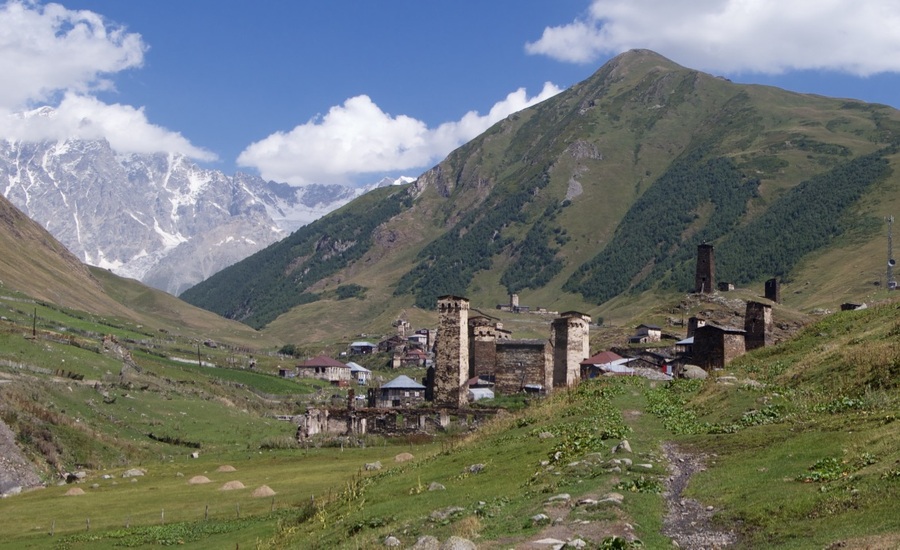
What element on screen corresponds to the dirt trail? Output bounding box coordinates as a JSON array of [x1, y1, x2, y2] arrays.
[[662, 442, 737, 549]]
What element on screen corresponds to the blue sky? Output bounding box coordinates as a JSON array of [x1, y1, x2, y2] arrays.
[[2, 1, 900, 186]]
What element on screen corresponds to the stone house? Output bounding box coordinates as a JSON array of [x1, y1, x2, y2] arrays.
[[377, 375, 426, 408], [629, 324, 662, 344], [296, 355, 352, 384], [693, 324, 746, 370], [378, 335, 407, 353]]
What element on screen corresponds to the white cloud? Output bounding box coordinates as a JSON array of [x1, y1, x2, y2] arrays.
[[525, 0, 900, 76], [0, 1, 212, 160], [1, 94, 216, 161], [237, 83, 562, 185]]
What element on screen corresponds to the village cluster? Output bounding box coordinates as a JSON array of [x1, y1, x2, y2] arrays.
[[283, 245, 782, 420]]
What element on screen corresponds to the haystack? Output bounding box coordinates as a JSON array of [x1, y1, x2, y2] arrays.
[[216, 465, 237, 472], [187, 475, 212, 485], [220, 480, 245, 490], [252, 485, 276, 497], [395, 452, 414, 462], [65, 487, 85, 496]]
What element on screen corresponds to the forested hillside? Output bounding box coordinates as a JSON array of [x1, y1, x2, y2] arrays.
[[180, 50, 900, 337]]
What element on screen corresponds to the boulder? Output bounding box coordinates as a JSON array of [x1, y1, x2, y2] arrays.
[[440, 536, 477, 550], [681, 364, 708, 379]]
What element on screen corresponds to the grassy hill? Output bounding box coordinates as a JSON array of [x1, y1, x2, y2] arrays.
[[179, 50, 900, 346]]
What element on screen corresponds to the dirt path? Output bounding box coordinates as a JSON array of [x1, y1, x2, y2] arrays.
[[662, 442, 737, 549]]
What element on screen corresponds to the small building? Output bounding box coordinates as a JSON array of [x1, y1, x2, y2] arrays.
[[407, 333, 428, 348], [693, 324, 746, 370], [346, 362, 371, 385], [277, 367, 295, 378], [468, 387, 495, 401], [296, 355, 351, 384], [629, 324, 662, 344], [377, 375, 426, 408], [579, 350, 633, 378], [675, 336, 694, 357], [401, 348, 428, 367], [494, 339, 552, 395], [349, 341, 377, 355], [378, 335, 407, 353]]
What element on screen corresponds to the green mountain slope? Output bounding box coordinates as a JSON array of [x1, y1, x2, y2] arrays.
[[181, 50, 900, 338]]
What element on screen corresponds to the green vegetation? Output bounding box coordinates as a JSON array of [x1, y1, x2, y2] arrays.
[[564, 151, 759, 303], [180, 185, 411, 328]]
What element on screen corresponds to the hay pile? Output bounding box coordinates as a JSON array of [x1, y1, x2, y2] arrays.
[[251, 485, 276, 497], [219, 480, 245, 490], [395, 452, 414, 462], [187, 475, 211, 485], [64, 487, 85, 496], [216, 465, 237, 472]]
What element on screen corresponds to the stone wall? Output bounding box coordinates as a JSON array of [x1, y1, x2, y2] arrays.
[[494, 340, 551, 394]]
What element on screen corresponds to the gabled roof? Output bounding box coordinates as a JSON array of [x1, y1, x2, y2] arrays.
[[580, 350, 624, 366], [636, 324, 661, 330], [346, 362, 371, 373], [380, 375, 425, 390], [676, 336, 694, 345], [297, 355, 349, 368]]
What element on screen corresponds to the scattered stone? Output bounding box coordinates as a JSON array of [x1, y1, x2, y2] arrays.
[[121, 468, 145, 478], [539, 431, 555, 439], [575, 497, 597, 507], [395, 452, 414, 462], [220, 480, 245, 490], [252, 485, 276, 497], [188, 475, 211, 485], [428, 482, 445, 491], [440, 536, 477, 550], [546, 493, 571, 504], [598, 492, 625, 505], [467, 463, 485, 474], [175, 472, 184, 477], [365, 461, 382, 471], [430, 506, 465, 521], [620, 458, 633, 467], [90, 483, 99, 489], [101, 474, 112, 479], [190, 452, 199, 459], [567, 539, 587, 548], [384, 535, 401, 547], [633, 463, 654, 470], [614, 440, 633, 453], [531, 513, 551, 526], [130, 478, 138, 483], [410, 535, 440, 550], [681, 365, 708, 379]]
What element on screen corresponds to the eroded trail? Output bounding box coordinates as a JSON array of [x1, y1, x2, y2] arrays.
[[662, 442, 737, 549]]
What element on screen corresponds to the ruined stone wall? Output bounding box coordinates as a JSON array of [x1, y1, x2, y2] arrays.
[[294, 408, 498, 440], [435, 296, 469, 408], [551, 313, 590, 388], [744, 301, 773, 351], [494, 340, 551, 395]]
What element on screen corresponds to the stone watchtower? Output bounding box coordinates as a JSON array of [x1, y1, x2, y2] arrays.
[[551, 311, 591, 388], [765, 278, 780, 303], [695, 243, 715, 294], [744, 301, 773, 351], [435, 295, 470, 408]]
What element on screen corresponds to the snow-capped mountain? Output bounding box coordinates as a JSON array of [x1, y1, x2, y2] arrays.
[[0, 136, 408, 296]]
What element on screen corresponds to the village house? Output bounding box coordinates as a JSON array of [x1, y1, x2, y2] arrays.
[[347, 362, 371, 385], [378, 335, 407, 353], [349, 341, 377, 355], [407, 332, 428, 349], [296, 355, 352, 385], [377, 375, 426, 408], [629, 324, 662, 344], [693, 323, 746, 370], [579, 350, 633, 378], [402, 347, 428, 367]]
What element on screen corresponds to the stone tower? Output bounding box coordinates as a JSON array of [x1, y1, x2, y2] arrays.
[[695, 243, 715, 294], [551, 311, 591, 388], [765, 278, 780, 303], [435, 295, 469, 408], [744, 301, 773, 351]]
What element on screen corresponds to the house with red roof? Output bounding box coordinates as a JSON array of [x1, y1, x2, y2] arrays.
[[296, 355, 351, 384]]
